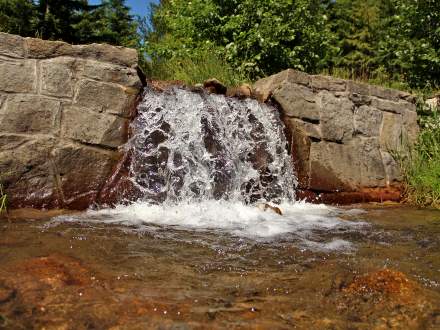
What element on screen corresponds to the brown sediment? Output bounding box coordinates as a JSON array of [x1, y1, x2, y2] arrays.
[[296, 186, 403, 205]]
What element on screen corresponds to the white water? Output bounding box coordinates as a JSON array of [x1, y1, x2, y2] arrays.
[[52, 87, 367, 251], [125, 87, 296, 204], [53, 200, 367, 252]]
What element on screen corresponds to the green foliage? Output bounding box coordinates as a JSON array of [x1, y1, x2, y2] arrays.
[[0, 0, 137, 47], [146, 48, 249, 87], [396, 103, 440, 208], [35, 0, 94, 43], [76, 0, 139, 47], [143, 0, 331, 80], [0, 0, 37, 36], [376, 0, 440, 89]]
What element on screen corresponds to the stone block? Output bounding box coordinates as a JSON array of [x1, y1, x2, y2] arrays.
[[318, 91, 354, 142], [311, 75, 346, 91], [347, 81, 370, 95], [79, 59, 141, 88], [285, 69, 311, 86], [0, 33, 25, 58], [369, 85, 402, 101], [380, 112, 403, 151], [349, 93, 371, 106], [309, 141, 360, 191], [253, 70, 290, 102], [309, 138, 386, 191], [61, 106, 128, 148], [25, 37, 138, 67], [285, 118, 321, 139], [40, 57, 76, 98], [370, 97, 414, 114], [357, 137, 386, 187], [0, 60, 36, 93], [402, 109, 419, 145], [0, 135, 57, 208], [74, 79, 136, 117], [354, 105, 383, 137], [52, 142, 119, 206], [282, 117, 311, 189], [381, 151, 402, 185], [273, 82, 319, 121], [0, 95, 61, 134]]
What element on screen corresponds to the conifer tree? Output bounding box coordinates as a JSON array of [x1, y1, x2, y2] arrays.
[[0, 0, 37, 36], [91, 0, 138, 48]]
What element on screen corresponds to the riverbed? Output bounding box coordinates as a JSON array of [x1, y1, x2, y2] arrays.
[[0, 204, 439, 329]]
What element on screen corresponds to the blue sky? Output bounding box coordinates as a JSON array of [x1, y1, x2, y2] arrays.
[[89, 0, 158, 18]]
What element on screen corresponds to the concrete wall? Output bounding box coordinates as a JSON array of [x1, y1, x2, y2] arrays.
[[254, 69, 419, 203], [0, 33, 142, 209]]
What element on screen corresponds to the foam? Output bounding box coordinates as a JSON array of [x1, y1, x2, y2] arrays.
[[51, 200, 367, 252]]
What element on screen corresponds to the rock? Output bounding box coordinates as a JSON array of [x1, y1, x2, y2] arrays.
[[354, 105, 383, 137], [61, 106, 129, 149], [226, 84, 253, 98], [0, 32, 25, 58], [53, 143, 120, 209], [0, 135, 58, 208], [343, 269, 413, 298], [203, 78, 227, 95], [0, 94, 61, 134], [380, 112, 403, 151], [40, 57, 76, 98], [25, 37, 138, 67], [256, 203, 283, 215], [318, 91, 354, 142], [74, 79, 137, 117], [426, 94, 440, 109], [311, 75, 346, 91], [273, 82, 319, 121], [0, 60, 37, 93]]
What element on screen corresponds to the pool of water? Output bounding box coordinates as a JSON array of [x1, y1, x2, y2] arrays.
[[1, 203, 440, 329]]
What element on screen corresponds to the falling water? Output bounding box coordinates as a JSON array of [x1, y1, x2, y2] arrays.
[[126, 86, 297, 205]]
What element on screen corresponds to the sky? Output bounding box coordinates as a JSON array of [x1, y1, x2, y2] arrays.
[[89, 0, 158, 18]]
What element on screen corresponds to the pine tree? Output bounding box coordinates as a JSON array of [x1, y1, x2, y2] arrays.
[[327, 0, 382, 79], [35, 0, 96, 43], [90, 0, 138, 48], [0, 0, 37, 37]]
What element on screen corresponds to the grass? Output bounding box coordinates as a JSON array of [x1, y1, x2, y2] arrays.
[[395, 104, 440, 208], [0, 184, 7, 214], [144, 51, 249, 88], [319, 66, 411, 92]]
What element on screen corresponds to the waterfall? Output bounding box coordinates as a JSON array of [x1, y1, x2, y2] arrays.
[[52, 86, 366, 251], [125, 86, 297, 205]]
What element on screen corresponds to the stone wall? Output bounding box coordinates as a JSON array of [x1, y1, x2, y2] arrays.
[[0, 33, 142, 209], [254, 69, 419, 203]]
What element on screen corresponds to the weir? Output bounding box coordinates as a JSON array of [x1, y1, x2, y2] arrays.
[[125, 86, 297, 205]]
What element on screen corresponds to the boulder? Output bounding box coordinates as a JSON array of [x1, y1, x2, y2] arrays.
[[203, 78, 227, 95]]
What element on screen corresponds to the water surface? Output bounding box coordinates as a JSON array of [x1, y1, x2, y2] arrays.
[[1, 204, 439, 329]]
